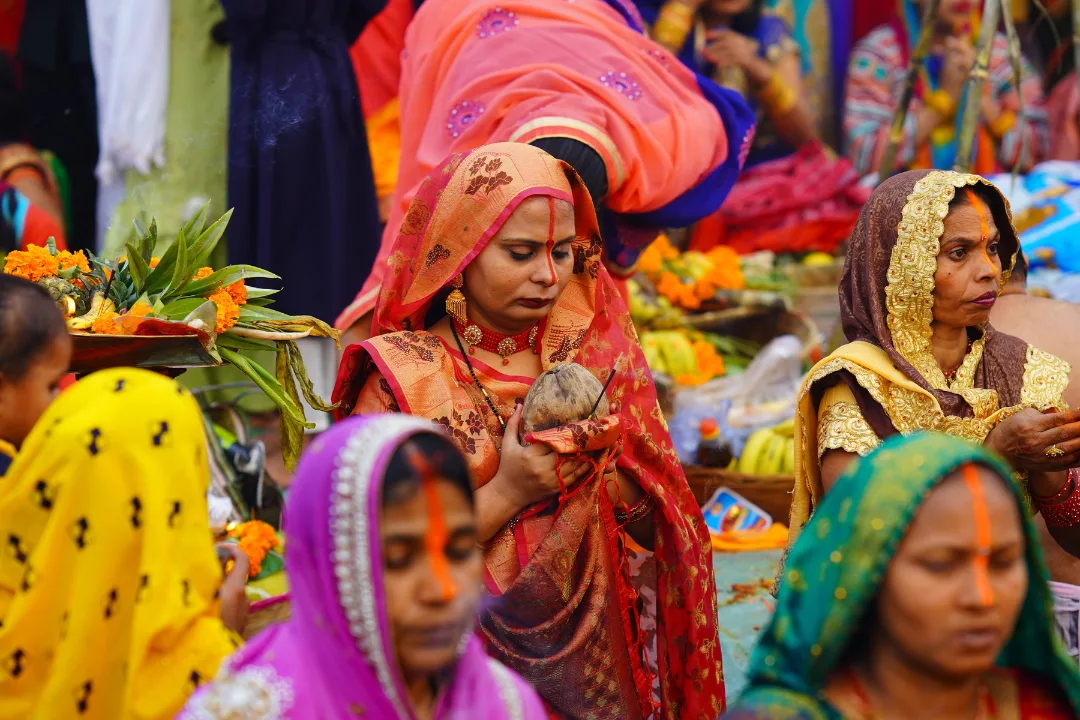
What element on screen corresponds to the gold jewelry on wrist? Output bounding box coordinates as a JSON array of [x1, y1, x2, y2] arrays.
[[987, 109, 1017, 138], [924, 88, 956, 119], [756, 71, 797, 115], [652, 2, 695, 51], [614, 494, 654, 525]]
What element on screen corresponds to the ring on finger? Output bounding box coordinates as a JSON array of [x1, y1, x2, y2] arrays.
[[1046, 444, 1066, 459]]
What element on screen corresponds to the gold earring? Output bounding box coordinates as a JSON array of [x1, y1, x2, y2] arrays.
[[445, 274, 468, 325]]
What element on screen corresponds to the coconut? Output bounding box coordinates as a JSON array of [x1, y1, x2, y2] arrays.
[[522, 362, 610, 436]]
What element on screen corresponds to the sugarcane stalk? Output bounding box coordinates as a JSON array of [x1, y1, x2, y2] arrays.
[[954, 0, 1003, 171], [880, 0, 943, 178], [228, 326, 313, 341], [1000, 0, 1027, 175]]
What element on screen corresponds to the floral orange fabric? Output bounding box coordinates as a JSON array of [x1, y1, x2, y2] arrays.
[[333, 143, 726, 718]]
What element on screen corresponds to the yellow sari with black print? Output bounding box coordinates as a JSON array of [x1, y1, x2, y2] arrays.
[[0, 369, 237, 719]]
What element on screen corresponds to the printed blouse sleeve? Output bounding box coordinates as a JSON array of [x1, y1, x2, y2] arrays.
[[354, 367, 402, 415], [817, 382, 880, 458]]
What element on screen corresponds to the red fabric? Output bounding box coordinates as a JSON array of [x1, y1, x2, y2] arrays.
[[853, 0, 898, 43], [18, 201, 65, 251], [691, 143, 869, 255], [349, 0, 413, 119], [0, 0, 25, 56]]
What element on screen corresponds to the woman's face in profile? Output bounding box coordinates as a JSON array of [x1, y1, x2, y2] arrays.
[[871, 464, 1027, 679], [380, 464, 483, 681], [932, 192, 1003, 329], [463, 195, 576, 332]]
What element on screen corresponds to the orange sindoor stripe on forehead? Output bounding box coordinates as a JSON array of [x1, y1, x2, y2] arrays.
[[407, 445, 457, 602], [964, 188, 998, 275], [962, 463, 994, 606], [545, 196, 558, 285]]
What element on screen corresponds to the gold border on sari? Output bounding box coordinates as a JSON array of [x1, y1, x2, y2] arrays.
[[884, 170, 1020, 409], [509, 116, 627, 190]]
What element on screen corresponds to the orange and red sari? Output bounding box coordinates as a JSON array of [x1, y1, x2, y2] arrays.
[[333, 143, 726, 719]]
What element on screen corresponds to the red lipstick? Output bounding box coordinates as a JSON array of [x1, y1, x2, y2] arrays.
[[971, 292, 996, 308]]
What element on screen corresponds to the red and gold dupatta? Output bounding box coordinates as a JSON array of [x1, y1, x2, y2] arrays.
[[333, 143, 726, 718]]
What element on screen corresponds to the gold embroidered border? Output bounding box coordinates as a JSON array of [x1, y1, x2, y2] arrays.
[[884, 170, 1020, 412], [801, 359, 996, 444], [1020, 344, 1071, 411], [817, 401, 880, 458]]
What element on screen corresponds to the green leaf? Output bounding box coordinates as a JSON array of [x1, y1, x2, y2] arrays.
[[140, 218, 158, 263], [183, 265, 280, 297], [245, 298, 274, 307], [180, 201, 210, 240], [284, 340, 338, 412], [252, 550, 284, 581], [125, 242, 150, 296], [188, 208, 232, 270], [58, 266, 81, 280], [46, 237, 58, 255], [133, 216, 148, 244], [182, 300, 219, 333], [163, 227, 191, 300], [238, 304, 293, 322], [244, 286, 280, 300], [160, 297, 207, 321], [144, 230, 183, 295]]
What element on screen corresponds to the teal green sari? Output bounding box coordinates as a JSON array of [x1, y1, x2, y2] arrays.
[[727, 432, 1080, 718]]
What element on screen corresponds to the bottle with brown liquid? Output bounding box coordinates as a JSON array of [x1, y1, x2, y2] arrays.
[[696, 418, 734, 468]]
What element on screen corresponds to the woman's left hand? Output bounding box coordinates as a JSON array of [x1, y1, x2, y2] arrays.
[[602, 445, 623, 489], [704, 29, 759, 73], [216, 543, 251, 635]]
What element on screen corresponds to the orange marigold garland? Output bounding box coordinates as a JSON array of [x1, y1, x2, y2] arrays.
[[208, 288, 240, 333], [4, 244, 58, 282], [227, 520, 280, 578]]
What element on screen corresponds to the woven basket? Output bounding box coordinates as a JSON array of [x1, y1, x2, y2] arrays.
[[244, 595, 291, 640], [683, 465, 793, 523], [683, 307, 821, 362]]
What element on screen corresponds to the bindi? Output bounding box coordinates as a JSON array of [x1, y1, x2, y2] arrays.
[[961, 463, 994, 606], [406, 446, 457, 602]]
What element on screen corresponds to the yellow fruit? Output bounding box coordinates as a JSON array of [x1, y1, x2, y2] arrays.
[[773, 417, 795, 437], [802, 252, 836, 267], [738, 428, 774, 474], [760, 433, 787, 475], [780, 437, 795, 474]]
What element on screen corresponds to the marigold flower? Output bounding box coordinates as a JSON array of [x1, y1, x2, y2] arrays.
[[3, 244, 57, 282], [128, 302, 153, 319], [208, 288, 240, 334], [149, 257, 161, 269], [228, 520, 280, 578], [57, 250, 90, 274], [90, 310, 121, 335], [193, 266, 214, 281], [225, 280, 247, 306]]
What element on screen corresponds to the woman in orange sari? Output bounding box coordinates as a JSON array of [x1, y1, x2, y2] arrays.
[[333, 142, 726, 718], [335, 0, 756, 337]]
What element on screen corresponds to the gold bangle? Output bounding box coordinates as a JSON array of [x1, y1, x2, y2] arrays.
[[924, 89, 956, 119], [987, 109, 1017, 138], [614, 494, 654, 525], [757, 72, 797, 115], [652, 2, 695, 50]]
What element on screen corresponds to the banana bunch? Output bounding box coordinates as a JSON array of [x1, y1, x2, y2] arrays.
[[736, 417, 796, 475], [66, 293, 116, 331], [640, 330, 698, 378]]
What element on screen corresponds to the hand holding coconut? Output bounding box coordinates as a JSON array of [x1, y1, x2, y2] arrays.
[[475, 405, 592, 542]]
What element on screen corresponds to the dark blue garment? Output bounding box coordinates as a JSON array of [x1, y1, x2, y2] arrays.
[[222, 0, 387, 320], [598, 0, 755, 270], [0, 451, 10, 477]]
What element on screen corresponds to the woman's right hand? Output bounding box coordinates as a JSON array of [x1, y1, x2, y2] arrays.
[[939, 36, 976, 99], [985, 408, 1080, 472], [493, 405, 591, 509], [216, 543, 251, 635]]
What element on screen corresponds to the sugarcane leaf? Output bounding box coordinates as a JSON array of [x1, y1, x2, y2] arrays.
[[238, 304, 294, 322], [125, 243, 150, 296], [1000, 1, 1026, 179], [284, 340, 339, 412], [218, 332, 278, 352], [188, 208, 232, 270], [184, 265, 280, 297], [276, 345, 307, 472]]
